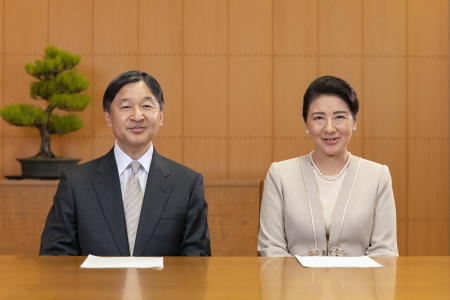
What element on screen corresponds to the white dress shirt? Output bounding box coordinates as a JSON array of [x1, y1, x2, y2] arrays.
[[114, 143, 153, 196]]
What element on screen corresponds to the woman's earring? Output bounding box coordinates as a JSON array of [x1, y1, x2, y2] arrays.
[[352, 127, 356, 131], [306, 129, 309, 134]]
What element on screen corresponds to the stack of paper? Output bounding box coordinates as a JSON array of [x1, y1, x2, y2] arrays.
[[80, 254, 164, 269], [295, 255, 382, 268]]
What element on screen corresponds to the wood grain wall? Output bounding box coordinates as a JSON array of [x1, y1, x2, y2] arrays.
[[0, 0, 448, 255]]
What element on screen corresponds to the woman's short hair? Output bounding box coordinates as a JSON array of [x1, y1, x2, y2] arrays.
[[302, 75, 359, 121], [103, 70, 164, 112]]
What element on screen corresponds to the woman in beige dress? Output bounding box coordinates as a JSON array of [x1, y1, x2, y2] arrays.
[[258, 76, 398, 257]]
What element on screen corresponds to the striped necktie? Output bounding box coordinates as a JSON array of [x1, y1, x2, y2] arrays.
[[123, 161, 144, 256]]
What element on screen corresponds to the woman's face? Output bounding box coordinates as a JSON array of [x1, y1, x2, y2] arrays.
[[305, 95, 356, 158]]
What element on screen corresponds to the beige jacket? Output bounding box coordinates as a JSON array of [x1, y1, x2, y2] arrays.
[[258, 155, 398, 257]]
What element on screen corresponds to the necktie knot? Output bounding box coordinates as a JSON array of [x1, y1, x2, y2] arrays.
[[129, 161, 141, 176]]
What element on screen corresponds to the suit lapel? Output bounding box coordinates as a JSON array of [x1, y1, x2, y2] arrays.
[[299, 156, 328, 250], [133, 151, 174, 256], [328, 155, 361, 247], [92, 149, 130, 256]]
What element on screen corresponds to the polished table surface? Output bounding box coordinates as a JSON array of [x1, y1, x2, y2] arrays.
[[1, 256, 449, 299]]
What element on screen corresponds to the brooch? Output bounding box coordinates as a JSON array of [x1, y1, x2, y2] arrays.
[[307, 247, 348, 257]]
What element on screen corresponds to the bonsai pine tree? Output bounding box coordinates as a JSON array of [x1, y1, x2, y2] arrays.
[[0, 46, 90, 159]]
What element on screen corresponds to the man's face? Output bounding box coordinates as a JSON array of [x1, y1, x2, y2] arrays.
[[105, 80, 163, 159]]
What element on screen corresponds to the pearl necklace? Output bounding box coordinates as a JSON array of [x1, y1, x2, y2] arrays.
[[309, 152, 351, 181]]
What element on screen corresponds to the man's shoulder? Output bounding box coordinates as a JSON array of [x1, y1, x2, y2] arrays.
[[62, 152, 113, 179], [155, 153, 201, 179]]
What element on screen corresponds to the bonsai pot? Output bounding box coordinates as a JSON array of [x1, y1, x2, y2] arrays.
[[17, 158, 80, 179]]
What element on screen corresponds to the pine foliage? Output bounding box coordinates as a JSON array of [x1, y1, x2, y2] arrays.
[[0, 104, 47, 126], [49, 114, 83, 134]]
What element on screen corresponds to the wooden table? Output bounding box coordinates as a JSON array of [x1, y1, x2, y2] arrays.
[[1, 256, 449, 299]]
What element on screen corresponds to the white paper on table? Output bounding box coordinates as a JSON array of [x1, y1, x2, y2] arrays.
[[295, 255, 382, 268], [80, 254, 164, 269]]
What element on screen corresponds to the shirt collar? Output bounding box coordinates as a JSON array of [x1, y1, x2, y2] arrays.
[[114, 142, 154, 175]]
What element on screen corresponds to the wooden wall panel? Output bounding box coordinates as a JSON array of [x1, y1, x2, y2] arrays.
[[206, 181, 260, 256], [274, 0, 317, 54], [318, 0, 362, 55], [408, 59, 449, 136], [408, 0, 449, 56], [318, 0, 363, 157], [184, 0, 228, 178], [0, 0, 3, 177], [92, 0, 139, 156], [363, 0, 406, 54], [184, 0, 228, 53], [362, 61, 407, 136], [0, 0, 448, 255], [93, 0, 138, 54], [138, 59, 184, 159], [138, 0, 183, 54], [272, 0, 317, 162], [228, 0, 273, 179], [363, 60, 408, 254], [408, 141, 449, 255], [184, 57, 228, 178], [272, 58, 316, 161], [408, 60, 449, 255], [51, 135, 92, 164], [138, 0, 184, 163], [0, 181, 55, 255], [362, 0, 408, 254], [2, 56, 37, 115], [48, 0, 93, 53], [229, 0, 272, 53], [407, 0, 449, 255], [142, 56, 184, 162], [228, 57, 272, 179], [4, 0, 48, 52]]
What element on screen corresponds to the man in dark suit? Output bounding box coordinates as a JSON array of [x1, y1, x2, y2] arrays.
[[40, 70, 211, 256]]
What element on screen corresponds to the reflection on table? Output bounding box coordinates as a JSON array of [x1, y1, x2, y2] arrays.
[[259, 257, 396, 300], [0, 256, 449, 300]]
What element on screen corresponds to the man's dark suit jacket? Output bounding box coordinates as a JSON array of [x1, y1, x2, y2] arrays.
[[40, 149, 211, 256]]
